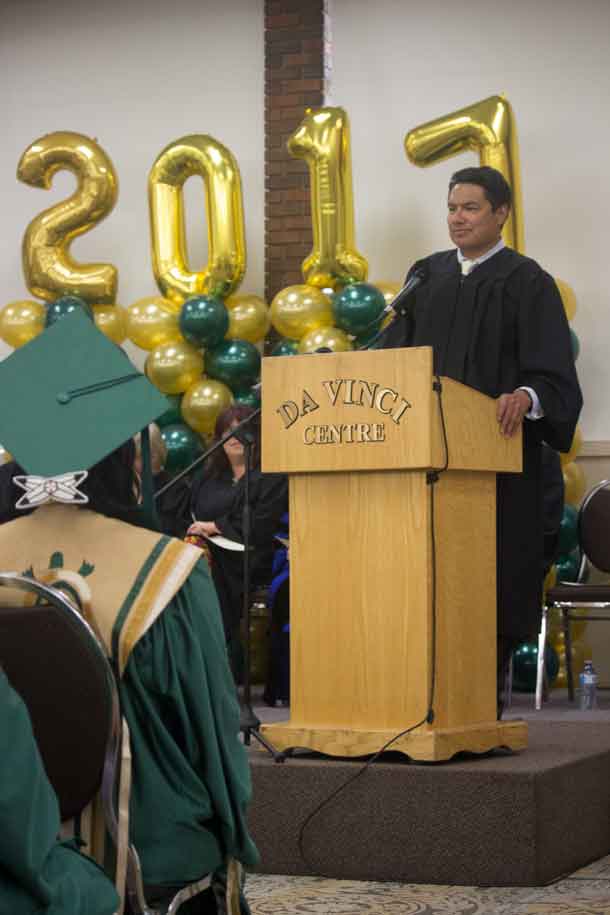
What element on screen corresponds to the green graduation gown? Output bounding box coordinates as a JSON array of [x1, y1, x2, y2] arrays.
[[0, 667, 120, 915], [0, 505, 258, 894]]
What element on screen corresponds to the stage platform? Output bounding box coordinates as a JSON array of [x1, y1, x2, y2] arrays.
[[246, 692, 610, 887]]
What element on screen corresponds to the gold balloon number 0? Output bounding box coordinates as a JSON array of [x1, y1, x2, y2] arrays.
[[405, 95, 524, 254], [148, 135, 246, 307], [18, 131, 118, 304]]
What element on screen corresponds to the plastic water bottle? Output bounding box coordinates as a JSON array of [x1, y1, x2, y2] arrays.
[[579, 660, 598, 711]]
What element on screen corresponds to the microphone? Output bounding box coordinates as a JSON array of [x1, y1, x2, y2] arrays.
[[387, 265, 429, 317]]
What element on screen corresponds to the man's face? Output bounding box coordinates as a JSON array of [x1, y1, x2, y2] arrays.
[[447, 183, 508, 259]]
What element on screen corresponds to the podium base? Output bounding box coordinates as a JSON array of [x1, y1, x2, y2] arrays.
[[259, 719, 528, 762]]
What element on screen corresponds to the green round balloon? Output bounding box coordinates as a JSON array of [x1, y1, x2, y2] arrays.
[[234, 388, 260, 408], [332, 283, 386, 336], [160, 423, 203, 474], [205, 339, 261, 393], [45, 295, 94, 328], [156, 394, 183, 429], [354, 321, 383, 349], [558, 503, 579, 555], [512, 641, 559, 692], [271, 338, 299, 357], [179, 295, 229, 348], [556, 548, 580, 582], [570, 328, 580, 361]]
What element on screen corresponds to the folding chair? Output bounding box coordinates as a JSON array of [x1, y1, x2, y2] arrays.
[[535, 480, 610, 707], [0, 573, 215, 915]]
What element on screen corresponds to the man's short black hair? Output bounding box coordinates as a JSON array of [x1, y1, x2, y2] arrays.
[[448, 166, 512, 211]]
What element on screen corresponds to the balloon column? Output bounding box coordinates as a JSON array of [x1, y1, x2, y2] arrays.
[[269, 106, 402, 353], [136, 135, 267, 462]]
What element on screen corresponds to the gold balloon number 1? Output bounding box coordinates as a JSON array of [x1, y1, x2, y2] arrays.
[[404, 95, 524, 254], [148, 135, 246, 307], [288, 107, 368, 289], [18, 131, 119, 304]]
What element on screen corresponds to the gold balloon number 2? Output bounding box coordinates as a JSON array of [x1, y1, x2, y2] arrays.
[[18, 131, 119, 304], [405, 95, 524, 254]]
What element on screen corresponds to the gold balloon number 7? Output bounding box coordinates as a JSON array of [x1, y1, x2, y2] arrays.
[[404, 94, 524, 254]]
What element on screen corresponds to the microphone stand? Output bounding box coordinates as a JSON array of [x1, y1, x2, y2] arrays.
[[155, 409, 285, 763]]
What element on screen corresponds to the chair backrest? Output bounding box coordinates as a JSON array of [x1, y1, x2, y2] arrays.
[[0, 573, 119, 822], [579, 480, 610, 573]]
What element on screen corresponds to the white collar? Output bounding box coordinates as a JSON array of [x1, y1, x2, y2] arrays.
[[456, 238, 505, 271]]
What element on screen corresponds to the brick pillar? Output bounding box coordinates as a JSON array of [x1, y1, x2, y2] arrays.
[[264, 0, 330, 307]]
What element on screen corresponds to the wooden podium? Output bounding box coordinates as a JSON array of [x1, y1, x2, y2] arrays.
[[259, 346, 527, 761]]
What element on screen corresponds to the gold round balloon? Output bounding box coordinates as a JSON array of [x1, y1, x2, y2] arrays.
[[551, 634, 590, 689], [17, 131, 118, 304], [225, 294, 270, 343], [0, 446, 13, 465], [405, 95, 524, 254], [93, 304, 128, 345], [560, 425, 583, 467], [555, 278, 577, 321], [563, 460, 586, 506], [149, 135, 246, 305], [298, 325, 353, 354], [270, 285, 333, 340], [181, 377, 233, 438], [0, 300, 46, 347], [568, 609, 590, 643], [145, 341, 204, 395], [126, 297, 182, 351], [371, 281, 402, 308], [288, 107, 368, 288]]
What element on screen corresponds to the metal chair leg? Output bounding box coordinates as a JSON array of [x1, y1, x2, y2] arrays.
[[535, 606, 548, 711], [562, 608, 575, 702]]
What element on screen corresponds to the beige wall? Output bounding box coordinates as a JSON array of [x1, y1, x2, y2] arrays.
[[330, 0, 610, 445]]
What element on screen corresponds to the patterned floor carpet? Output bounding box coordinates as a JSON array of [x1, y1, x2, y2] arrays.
[[246, 856, 610, 914]]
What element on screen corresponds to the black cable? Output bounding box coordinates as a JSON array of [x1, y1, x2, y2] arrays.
[[296, 375, 451, 872]]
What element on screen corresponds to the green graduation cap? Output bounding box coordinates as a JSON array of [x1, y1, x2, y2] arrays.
[[0, 309, 168, 478]]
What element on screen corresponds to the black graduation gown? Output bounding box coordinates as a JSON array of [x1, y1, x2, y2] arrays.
[[382, 247, 582, 644], [193, 469, 288, 674]]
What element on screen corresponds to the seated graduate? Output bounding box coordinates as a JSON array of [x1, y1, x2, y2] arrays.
[[0, 666, 119, 915], [188, 405, 288, 678], [0, 312, 257, 914], [134, 423, 191, 539]]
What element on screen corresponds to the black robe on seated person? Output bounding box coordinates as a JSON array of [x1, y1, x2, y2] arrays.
[[381, 247, 583, 646]]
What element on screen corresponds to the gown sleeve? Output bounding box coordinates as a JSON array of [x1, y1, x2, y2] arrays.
[[514, 267, 582, 452]]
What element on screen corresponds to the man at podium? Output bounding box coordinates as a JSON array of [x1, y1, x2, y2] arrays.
[[382, 165, 582, 700]]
